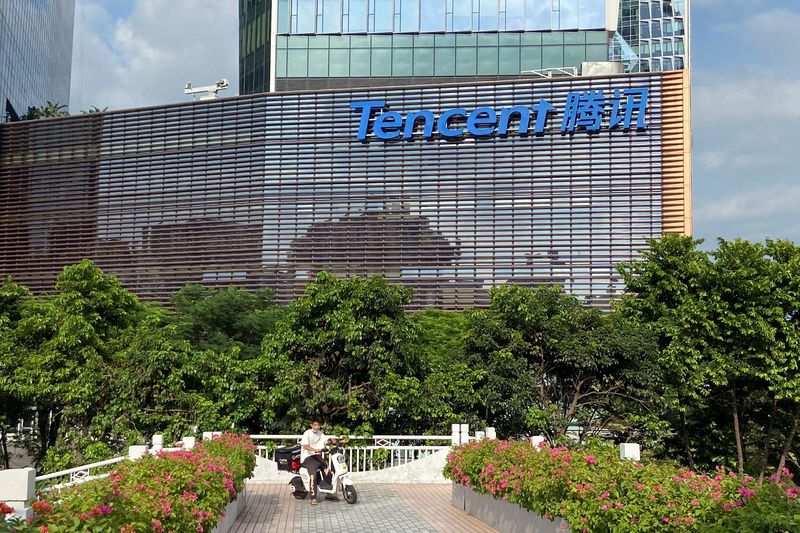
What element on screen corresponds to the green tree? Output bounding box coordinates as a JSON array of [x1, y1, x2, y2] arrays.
[[257, 272, 420, 433], [171, 284, 285, 360], [12, 260, 143, 465], [464, 284, 656, 441], [0, 278, 34, 468], [21, 101, 69, 120]]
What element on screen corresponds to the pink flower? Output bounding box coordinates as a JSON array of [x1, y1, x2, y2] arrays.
[[662, 517, 670, 523], [786, 487, 799, 499], [585, 455, 597, 465], [690, 499, 699, 507], [684, 517, 695, 524], [738, 487, 756, 499], [597, 492, 610, 500], [151, 519, 165, 533]]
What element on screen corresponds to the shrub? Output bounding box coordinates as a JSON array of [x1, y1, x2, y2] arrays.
[[1, 433, 255, 533], [444, 439, 800, 532]]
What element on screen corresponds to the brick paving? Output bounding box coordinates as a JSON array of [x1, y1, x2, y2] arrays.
[[231, 483, 497, 533]]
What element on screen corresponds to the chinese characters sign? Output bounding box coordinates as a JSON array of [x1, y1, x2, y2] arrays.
[[351, 88, 649, 141]]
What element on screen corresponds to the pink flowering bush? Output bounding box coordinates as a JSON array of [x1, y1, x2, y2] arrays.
[[444, 439, 800, 532], [0, 433, 255, 533]]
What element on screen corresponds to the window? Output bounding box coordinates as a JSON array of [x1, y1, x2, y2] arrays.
[[420, 1, 446, 31], [505, 0, 525, 30], [650, 58, 661, 71], [674, 56, 684, 69], [640, 22, 649, 39], [347, 0, 368, 32], [414, 47, 434, 75], [674, 18, 684, 35], [452, 0, 472, 31], [400, 0, 420, 32], [662, 19, 672, 36], [525, 0, 549, 30], [558, 0, 579, 30], [662, 57, 673, 70], [293, 0, 315, 33], [675, 37, 684, 54], [663, 39, 672, 54], [651, 21, 661, 37], [479, 0, 499, 30], [651, 40, 661, 56], [371, 0, 393, 32], [278, 0, 290, 32], [639, 1, 650, 20], [578, 0, 604, 28], [320, 0, 342, 33], [651, 0, 662, 17]]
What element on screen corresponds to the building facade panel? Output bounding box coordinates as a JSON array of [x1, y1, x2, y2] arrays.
[[0, 71, 689, 309], [0, 0, 75, 118]]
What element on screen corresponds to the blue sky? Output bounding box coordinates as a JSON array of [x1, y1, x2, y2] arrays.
[[69, 0, 800, 245]]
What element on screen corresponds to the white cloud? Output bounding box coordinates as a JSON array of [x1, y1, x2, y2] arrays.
[[70, 0, 238, 112], [697, 185, 800, 223]]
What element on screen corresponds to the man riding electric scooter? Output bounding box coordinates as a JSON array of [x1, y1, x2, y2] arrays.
[[300, 417, 337, 505]]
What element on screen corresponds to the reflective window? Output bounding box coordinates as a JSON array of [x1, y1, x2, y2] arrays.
[[640, 22, 649, 39], [651, 21, 661, 38], [414, 47, 434, 75], [505, 0, 525, 30], [578, 0, 604, 28], [400, 0, 420, 32], [662, 0, 673, 16], [347, 0, 368, 32], [558, 0, 579, 30], [371, 48, 392, 75], [526, 0, 549, 30], [675, 37, 684, 54], [651, 58, 661, 71], [674, 18, 684, 35], [639, 2, 650, 19], [651, 1, 662, 18], [278, 0, 290, 33], [370, 0, 393, 32], [477, 46, 498, 74], [651, 40, 661, 56], [351, 48, 371, 75], [663, 39, 672, 55], [672, 0, 685, 16], [452, 0, 472, 30], [293, 0, 316, 33], [479, 0, 499, 30], [320, 0, 342, 33], [498, 46, 520, 74], [674, 56, 684, 69], [640, 41, 650, 58], [434, 47, 456, 75], [662, 19, 672, 36], [456, 47, 477, 74], [420, 1, 446, 31]]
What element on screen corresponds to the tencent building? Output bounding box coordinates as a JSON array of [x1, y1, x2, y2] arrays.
[[0, 0, 691, 308]]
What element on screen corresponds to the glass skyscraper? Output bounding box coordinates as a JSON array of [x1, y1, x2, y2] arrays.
[[0, 0, 76, 119], [240, 0, 690, 93]]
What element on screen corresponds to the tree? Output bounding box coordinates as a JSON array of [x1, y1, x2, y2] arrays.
[[12, 260, 143, 465], [256, 272, 420, 434], [171, 285, 285, 360], [21, 101, 69, 120], [464, 284, 656, 441], [0, 278, 34, 469]]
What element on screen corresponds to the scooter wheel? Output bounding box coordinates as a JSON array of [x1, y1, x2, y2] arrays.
[[343, 485, 357, 504]]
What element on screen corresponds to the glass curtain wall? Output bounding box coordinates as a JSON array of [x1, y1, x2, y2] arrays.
[[277, 0, 606, 34], [240, 0, 272, 94]]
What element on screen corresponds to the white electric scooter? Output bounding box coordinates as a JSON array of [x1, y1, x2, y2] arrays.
[[279, 439, 358, 504]]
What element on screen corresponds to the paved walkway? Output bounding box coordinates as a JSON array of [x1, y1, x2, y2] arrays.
[[231, 483, 497, 533]]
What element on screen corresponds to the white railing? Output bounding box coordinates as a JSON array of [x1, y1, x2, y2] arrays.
[[35, 456, 127, 491], [250, 434, 453, 473]]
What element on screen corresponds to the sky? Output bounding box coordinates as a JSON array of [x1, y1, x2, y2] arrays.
[[69, 0, 800, 246]]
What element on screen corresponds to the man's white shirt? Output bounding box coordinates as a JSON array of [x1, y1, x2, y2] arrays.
[[300, 429, 326, 462]]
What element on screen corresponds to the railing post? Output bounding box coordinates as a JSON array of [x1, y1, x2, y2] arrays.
[[459, 423, 470, 444], [0, 467, 35, 520], [128, 445, 148, 460], [530, 435, 546, 449], [620, 443, 640, 461], [451, 423, 460, 446], [182, 436, 196, 449], [151, 434, 163, 452], [475, 430, 486, 440], [486, 427, 496, 439]]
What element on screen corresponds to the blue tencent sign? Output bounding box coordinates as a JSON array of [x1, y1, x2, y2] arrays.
[[351, 88, 649, 141]]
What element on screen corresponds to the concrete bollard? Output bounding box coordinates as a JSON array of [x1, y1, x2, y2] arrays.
[[475, 430, 486, 440], [181, 437, 196, 449], [128, 445, 148, 460], [202, 431, 221, 441], [151, 434, 164, 451], [485, 427, 496, 440], [0, 468, 35, 520], [529, 435, 546, 449], [620, 443, 640, 461]]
